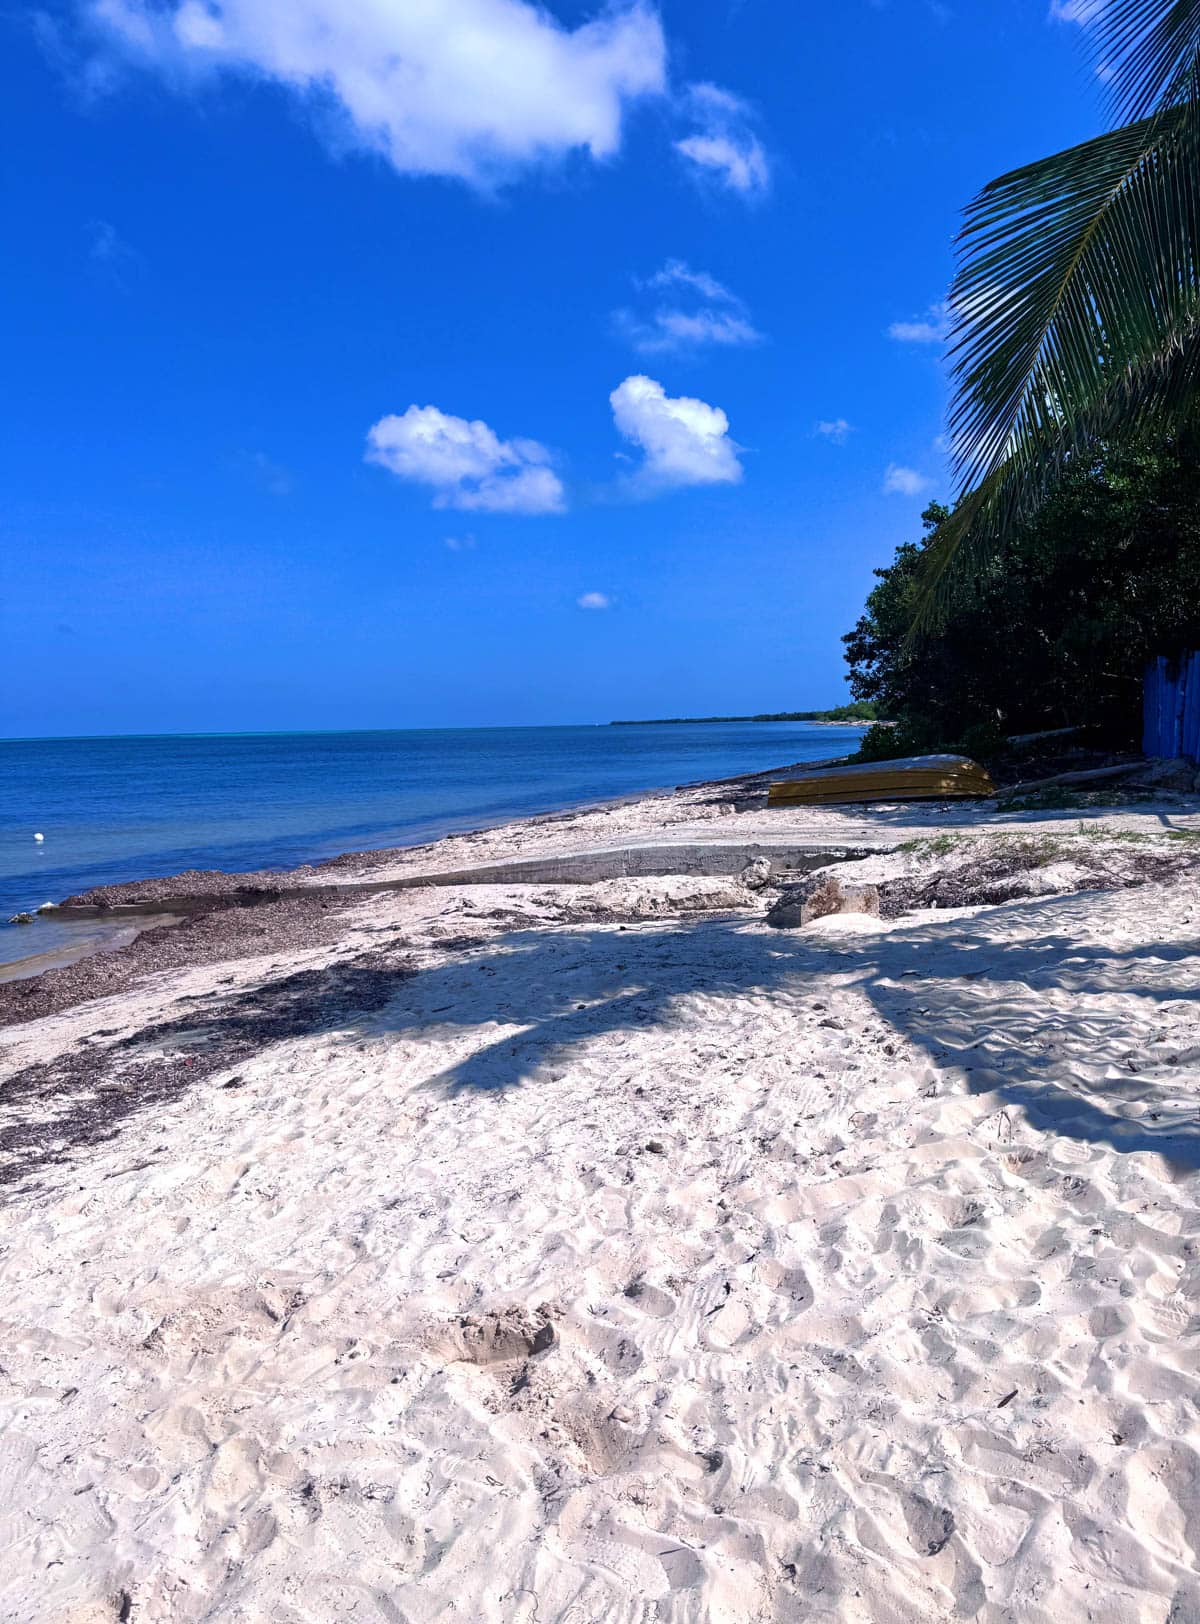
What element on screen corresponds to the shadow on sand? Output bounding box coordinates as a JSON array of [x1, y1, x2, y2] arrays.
[[10, 885, 1200, 1185], [372, 902, 1200, 1170]]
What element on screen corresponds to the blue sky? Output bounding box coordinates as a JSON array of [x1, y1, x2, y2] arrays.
[[4, 0, 1105, 736]]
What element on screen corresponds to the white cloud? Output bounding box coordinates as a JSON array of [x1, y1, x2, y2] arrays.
[[646, 260, 734, 303], [883, 463, 932, 497], [247, 450, 292, 496], [444, 534, 477, 551], [85, 217, 141, 285], [888, 301, 951, 344], [366, 405, 565, 514], [577, 590, 612, 609], [816, 418, 853, 444], [88, 218, 128, 262], [675, 83, 769, 197], [630, 308, 760, 351], [610, 374, 742, 492], [1049, 0, 1103, 22], [84, 0, 667, 186], [676, 133, 769, 194], [617, 258, 762, 355]]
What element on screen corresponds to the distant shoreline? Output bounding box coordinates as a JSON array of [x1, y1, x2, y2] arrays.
[[610, 710, 876, 727]]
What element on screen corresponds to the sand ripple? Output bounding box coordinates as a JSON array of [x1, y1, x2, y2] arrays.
[[2, 871, 1200, 1620]]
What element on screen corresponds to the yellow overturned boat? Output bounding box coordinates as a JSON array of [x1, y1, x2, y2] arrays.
[[768, 753, 995, 807]]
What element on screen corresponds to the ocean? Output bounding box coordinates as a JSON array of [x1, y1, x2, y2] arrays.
[[0, 721, 866, 969]]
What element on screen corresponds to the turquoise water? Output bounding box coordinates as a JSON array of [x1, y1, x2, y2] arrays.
[[0, 722, 864, 967]]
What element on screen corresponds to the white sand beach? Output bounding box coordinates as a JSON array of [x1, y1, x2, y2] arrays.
[[3, 780, 1200, 1623]]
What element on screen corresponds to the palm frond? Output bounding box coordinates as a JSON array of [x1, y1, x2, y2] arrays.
[[948, 103, 1200, 498], [1090, 0, 1200, 122], [917, 2, 1200, 619]]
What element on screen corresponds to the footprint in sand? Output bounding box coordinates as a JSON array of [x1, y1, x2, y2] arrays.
[[705, 1291, 758, 1348], [622, 1278, 676, 1318]]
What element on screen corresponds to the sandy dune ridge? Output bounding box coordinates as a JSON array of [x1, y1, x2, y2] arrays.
[[3, 798, 1200, 1621]]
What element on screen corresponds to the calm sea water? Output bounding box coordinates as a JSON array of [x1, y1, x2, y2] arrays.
[[0, 722, 865, 968]]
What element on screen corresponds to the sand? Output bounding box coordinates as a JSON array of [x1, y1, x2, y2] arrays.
[[3, 781, 1200, 1622]]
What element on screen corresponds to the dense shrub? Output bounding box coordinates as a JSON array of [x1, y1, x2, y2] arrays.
[[843, 441, 1200, 756]]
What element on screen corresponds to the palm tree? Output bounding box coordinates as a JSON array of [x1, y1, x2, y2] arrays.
[[924, 0, 1200, 606]]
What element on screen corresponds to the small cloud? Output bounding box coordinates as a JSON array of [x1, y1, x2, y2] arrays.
[[247, 451, 293, 496], [888, 301, 950, 345], [610, 374, 743, 493], [816, 418, 853, 444], [86, 218, 140, 285], [577, 591, 612, 610], [88, 219, 126, 262], [883, 463, 932, 497], [676, 133, 769, 196], [645, 260, 735, 303], [617, 258, 762, 355], [366, 404, 566, 515], [444, 534, 477, 551], [675, 83, 770, 198], [616, 306, 762, 355], [1049, 0, 1102, 22]]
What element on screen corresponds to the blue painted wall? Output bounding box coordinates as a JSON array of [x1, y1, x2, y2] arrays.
[[1144, 652, 1200, 761]]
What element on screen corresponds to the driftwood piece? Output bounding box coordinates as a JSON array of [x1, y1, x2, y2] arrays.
[[1000, 762, 1141, 797], [1005, 725, 1084, 748]]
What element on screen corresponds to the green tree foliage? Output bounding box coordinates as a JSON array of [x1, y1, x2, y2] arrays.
[[609, 701, 877, 726], [845, 443, 1200, 759]]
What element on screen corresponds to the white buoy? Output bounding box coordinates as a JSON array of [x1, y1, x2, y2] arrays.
[[33, 832, 44, 842]]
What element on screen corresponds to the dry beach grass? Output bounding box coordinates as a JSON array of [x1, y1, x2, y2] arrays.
[[3, 779, 1200, 1622]]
